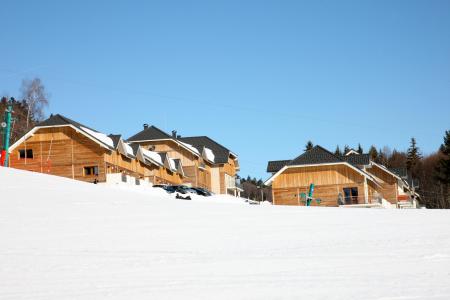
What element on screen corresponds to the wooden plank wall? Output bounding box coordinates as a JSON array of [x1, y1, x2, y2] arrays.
[[271, 165, 367, 206], [366, 165, 398, 204], [9, 127, 107, 183], [219, 156, 237, 194]]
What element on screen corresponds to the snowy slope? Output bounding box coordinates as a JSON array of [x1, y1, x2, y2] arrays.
[[1, 167, 450, 300]]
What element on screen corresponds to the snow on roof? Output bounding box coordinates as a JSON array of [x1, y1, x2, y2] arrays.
[[168, 158, 177, 172], [141, 148, 163, 165], [81, 126, 114, 148], [204, 147, 215, 162], [179, 141, 200, 155], [123, 143, 135, 157]]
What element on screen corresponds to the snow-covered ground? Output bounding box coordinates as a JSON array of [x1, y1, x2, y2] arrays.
[[1, 167, 450, 300]]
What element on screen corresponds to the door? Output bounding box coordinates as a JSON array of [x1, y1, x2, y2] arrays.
[[343, 187, 358, 204]]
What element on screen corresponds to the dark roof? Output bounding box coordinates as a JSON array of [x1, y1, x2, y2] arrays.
[[108, 134, 122, 149], [180, 136, 235, 164], [288, 145, 343, 166], [389, 167, 408, 179], [36, 114, 113, 150], [267, 160, 291, 173], [127, 125, 172, 142], [130, 143, 141, 156], [267, 146, 372, 173], [341, 154, 370, 166]]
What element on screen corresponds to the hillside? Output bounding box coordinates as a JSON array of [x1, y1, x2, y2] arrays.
[[1, 167, 450, 300]]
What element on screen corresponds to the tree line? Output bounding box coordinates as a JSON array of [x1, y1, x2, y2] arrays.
[[0, 78, 49, 146]]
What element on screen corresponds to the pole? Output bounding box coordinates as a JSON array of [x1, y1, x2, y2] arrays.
[[2, 98, 13, 167]]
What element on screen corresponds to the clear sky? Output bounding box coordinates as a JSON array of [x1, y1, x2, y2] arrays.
[[1, 0, 449, 179]]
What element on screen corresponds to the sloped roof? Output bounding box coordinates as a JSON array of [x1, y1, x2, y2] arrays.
[[108, 134, 122, 149], [267, 160, 291, 172], [180, 136, 236, 164], [341, 153, 370, 166], [127, 125, 172, 142], [30, 114, 114, 150], [288, 146, 343, 166]]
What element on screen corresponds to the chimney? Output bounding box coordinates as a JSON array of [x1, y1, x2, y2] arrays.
[[143, 124, 149, 130], [172, 130, 177, 139]]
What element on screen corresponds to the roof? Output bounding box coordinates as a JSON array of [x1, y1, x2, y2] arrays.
[[267, 160, 291, 173], [267, 147, 371, 172], [389, 167, 408, 179], [180, 136, 236, 164], [127, 125, 172, 142], [10, 114, 115, 151], [127, 125, 200, 157], [108, 134, 122, 149], [288, 146, 343, 166], [341, 153, 370, 166], [264, 145, 381, 186]]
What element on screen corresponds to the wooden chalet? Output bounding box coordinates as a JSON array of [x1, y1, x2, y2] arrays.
[[179, 136, 241, 195], [265, 146, 418, 207], [8, 114, 183, 185], [127, 126, 241, 195]]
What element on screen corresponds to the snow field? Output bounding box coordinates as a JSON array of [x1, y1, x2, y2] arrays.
[[1, 167, 450, 300]]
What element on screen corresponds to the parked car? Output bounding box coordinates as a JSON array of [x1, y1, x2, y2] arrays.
[[190, 187, 213, 196]]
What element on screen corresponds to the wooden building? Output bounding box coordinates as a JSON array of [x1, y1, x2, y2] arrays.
[[8, 114, 183, 185], [265, 146, 418, 207], [127, 126, 241, 195], [180, 136, 241, 196]]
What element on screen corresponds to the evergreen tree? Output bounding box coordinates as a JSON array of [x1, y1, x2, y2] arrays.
[[334, 145, 342, 156], [435, 130, 450, 207], [357, 143, 363, 154], [304, 140, 314, 152], [343, 145, 350, 154], [368, 145, 378, 161], [406, 137, 422, 176]]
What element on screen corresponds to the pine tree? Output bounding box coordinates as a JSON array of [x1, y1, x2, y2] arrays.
[[435, 130, 450, 207], [334, 145, 342, 156], [304, 140, 314, 152], [406, 137, 422, 176], [343, 145, 350, 155], [357, 143, 363, 154], [369, 145, 378, 161]]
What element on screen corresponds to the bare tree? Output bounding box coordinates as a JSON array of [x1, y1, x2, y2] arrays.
[[21, 78, 49, 128]]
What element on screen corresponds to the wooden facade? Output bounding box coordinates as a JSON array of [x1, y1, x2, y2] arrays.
[[130, 140, 213, 190], [270, 164, 372, 206], [267, 153, 407, 206], [9, 126, 182, 185]]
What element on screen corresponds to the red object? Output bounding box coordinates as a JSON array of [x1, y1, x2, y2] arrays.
[[0, 150, 5, 166]]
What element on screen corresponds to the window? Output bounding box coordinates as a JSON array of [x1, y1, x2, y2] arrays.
[[19, 149, 33, 159], [343, 187, 358, 204], [83, 166, 99, 176]]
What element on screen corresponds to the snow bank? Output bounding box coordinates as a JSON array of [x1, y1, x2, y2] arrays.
[[1, 166, 450, 300]]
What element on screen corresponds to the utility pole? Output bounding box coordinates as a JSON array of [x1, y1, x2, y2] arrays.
[[1, 98, 13, 167]]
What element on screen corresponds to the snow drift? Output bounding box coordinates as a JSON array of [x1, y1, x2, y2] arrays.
[[1, 167, 450, 300]]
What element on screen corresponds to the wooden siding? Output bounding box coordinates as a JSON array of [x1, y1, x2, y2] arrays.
[[219, 156, 238, 194], [271, 165, 367, 206], [365, 165, 398, 204], [9, 127, 107, 183], [132, 140, 212, 190]]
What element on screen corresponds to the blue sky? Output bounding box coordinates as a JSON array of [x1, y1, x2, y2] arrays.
[[1, 0, 449, 179]]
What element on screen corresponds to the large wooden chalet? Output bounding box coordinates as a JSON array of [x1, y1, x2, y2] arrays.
[[265, 146, 418, 207], [127, 125, 241, 195], [8, 114, 184, 185]]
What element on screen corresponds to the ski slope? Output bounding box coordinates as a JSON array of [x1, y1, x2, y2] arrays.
[[1, 167, 450, 300]]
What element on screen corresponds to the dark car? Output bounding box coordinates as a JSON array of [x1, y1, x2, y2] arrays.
[[190, 187, 213, 196]]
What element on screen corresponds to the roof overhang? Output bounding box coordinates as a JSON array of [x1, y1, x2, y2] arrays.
[[264, 162, 378, 186], [128, 138, 200, 157], [8, 124, 113, 153]]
